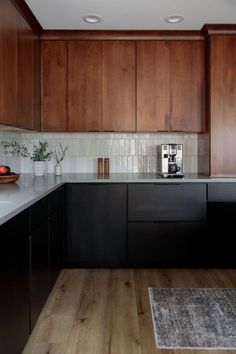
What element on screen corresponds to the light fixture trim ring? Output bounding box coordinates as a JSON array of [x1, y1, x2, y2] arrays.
[[82, 14, 102, 24], [165, 15, 184, 24]]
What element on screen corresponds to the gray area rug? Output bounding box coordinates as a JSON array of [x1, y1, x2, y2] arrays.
[[149, 288, 236, 349]]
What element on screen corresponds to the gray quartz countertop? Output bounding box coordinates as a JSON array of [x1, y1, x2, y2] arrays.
[[1, 172, 236, 226]]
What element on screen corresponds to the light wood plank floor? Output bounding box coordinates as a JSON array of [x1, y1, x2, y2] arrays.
[[23, 269, 236, 354]]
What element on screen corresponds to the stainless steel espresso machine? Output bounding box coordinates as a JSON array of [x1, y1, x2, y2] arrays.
[[157, 144, 184, 178]]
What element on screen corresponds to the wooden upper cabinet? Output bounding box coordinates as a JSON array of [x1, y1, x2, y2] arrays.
[[171, 41, 205, 132], [210, 36, 236, 176], [136, 40, 205, 133], [0, 0, 18, 126], [137, 41, 170, 131], [102, 41, 136, 132], [17, 16, 40, 130], [41, 41, 67, 131], [68, 41, 102, 131]]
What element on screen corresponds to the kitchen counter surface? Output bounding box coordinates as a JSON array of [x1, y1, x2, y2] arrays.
[[1, 173, 236, 226]]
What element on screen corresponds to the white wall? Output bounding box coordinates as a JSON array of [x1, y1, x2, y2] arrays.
[[0, 131, 198, 174]]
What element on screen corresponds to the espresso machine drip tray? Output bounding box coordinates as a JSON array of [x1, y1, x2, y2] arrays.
[[160, 173, 185, 178]]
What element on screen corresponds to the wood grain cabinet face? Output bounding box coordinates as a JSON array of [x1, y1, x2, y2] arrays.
[[137, 41, 171, 131], [17, 15, 40, 130], [41, 41, 67, 131], [102, 41, 136, 132], [68, 41, 102, 131], [66, 184, 127, 266], [136, 40, 205, 132], [210, 36, 236, 176], [171, 41, 205, 132], [0, 0, 18, 126]]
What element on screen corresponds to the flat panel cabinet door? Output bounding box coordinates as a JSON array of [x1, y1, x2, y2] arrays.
[[128, 221, 207, 267], [17, 15, 39, 130], [49, 208, 64, 288], [17, 15, 40, 130], [102, 41, 136, 132], [208, 202, 236, 267], [0, 210, 30, 354], [128, 184, 207, 221], [30, 222, 50, 329], [210, 36, 236, 176], [68, 41, 102, 131], [0, 0, 18, 125], [171, 41, 205, 132], [67, 184, 127, 266], [137, 41, 170, 131], [41, 41, 67, 131]]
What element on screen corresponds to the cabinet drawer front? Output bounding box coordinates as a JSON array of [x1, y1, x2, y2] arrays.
[[31, 197, 48, 230], [128, 184, 206, 221], [128, 221, 207, 267], [48, 186, 64, 215], [208, 183, 236, 202]]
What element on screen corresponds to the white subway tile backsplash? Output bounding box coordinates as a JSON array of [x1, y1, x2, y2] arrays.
[[124, 139, 131, 156], [0, 131, 198, 174]]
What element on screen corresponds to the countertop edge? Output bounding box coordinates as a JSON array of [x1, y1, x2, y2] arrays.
[[1, 173, 236, 226]]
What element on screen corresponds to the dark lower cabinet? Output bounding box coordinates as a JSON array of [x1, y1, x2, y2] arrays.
[[0, 210, 30, 354], [127, 183, 207, 268], [128, 183, 207, 221], [128, 221, 207, 267], [30, 187, 65, 329], [207, 183, 236, 268], [30, 221, 50, 329], [207, 202, 236, 267], [0, 187, 64, 353], [49, 208, 64, 287], [66, 184, 127, 267]]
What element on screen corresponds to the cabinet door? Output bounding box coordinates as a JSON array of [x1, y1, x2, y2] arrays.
[[0, 210, 30, 354], [67, 184, 127, 266], [128, 184, 207, 221], [30, 222, 50, 329], [102, 41, 136, 131], [207, 202, 236, 267], [30, 198, 50, 329], [41, 41, 67, 131], [137, 41, 170, 131], [17, 15, 40, 130], [128, 221, 207, 267], [0, 0, 18, 125], [210, 36, 236, 176], [49, 208, 63, 288], [68, 41, 102, 131], [171, 41, 205, 132]]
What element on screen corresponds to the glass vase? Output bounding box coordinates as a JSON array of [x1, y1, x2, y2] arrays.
[[55, 163, 62, 176]]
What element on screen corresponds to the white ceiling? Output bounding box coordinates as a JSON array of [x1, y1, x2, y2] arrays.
[[25, 0, 236, 30]]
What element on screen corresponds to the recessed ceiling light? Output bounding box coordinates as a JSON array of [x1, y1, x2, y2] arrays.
[[82, 14, 101, 24], [165, 15, 184, 24]]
